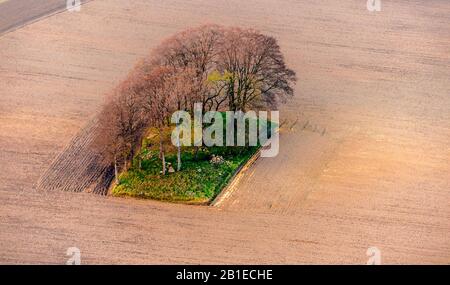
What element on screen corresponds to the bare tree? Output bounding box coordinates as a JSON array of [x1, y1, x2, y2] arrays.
[[146, 25, 296, 112], [95, 105, 127, 184], [166, 68, 196, 171], [217, 27, 297, 111], [150, 24, 224, 112], [95, 24, 296, 183], [139, 66, 175, 175], [94, 77, 146, 184]]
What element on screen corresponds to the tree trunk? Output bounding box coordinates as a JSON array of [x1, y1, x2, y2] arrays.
[[159, 131, 166, 175], [175, 111, 182, 171], [161, 151, 166, 175], [194, 146, 199, 160], [177, 145, 181, 171], [114, 155, 119, 184]]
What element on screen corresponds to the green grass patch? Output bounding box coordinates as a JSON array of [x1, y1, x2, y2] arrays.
[[112, 146, 257, 203], [112, 112, 276, 204]]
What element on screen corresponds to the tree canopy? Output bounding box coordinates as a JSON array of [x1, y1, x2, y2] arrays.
[[94, 24, 296, 179]]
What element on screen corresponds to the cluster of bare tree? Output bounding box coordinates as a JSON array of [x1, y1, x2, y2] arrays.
[[94, 24, 296, 183]]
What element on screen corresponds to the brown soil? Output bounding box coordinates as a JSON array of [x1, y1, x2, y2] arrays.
[[0, 0, 449, 264]]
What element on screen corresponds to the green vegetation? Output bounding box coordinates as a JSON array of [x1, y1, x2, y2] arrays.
[[95, 25, 294, 202], [112, 114, 274, 204], [113, 145, 258, 204]]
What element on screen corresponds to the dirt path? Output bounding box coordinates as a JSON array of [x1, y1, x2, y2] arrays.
[[0, 0, 449, 264]]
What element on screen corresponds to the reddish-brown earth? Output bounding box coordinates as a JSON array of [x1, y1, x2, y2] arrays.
[[0, 0, 449, 264]]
